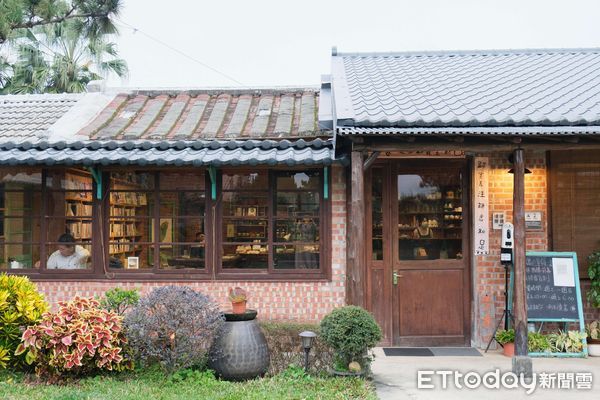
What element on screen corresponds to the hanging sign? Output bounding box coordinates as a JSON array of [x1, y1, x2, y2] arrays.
[[473, 157, 490, 255]]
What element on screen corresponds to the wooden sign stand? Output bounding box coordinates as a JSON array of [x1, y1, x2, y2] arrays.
[[509, 251, 587, 358]]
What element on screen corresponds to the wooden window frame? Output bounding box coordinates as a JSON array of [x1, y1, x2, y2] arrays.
[[3, 166, 332, 282]]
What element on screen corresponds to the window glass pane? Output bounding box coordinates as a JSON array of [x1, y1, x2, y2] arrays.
[[274, 244, 319, 269], [159, 245, 205, 269], [372, 168, 384, 260], [159, 218, 204, 243], [0, 168, 43, 270], [275, 192, 319, 217], [222, 172, 268, 191], [45, 242, 91, 270], [1, 217, 41, 243], [1, 243, 39, 270], [222, 192, 268, 217], [271, 171, 321, 271], [223, 219, 267, 242], [110, 172, 154, 190], [45, 170, 93, 269], [222, 244, 268, 269], [159, 192, 205, 217], [1, 191, 42, 216], [0, 168, 42, 190], [274, 218, 319, 242], [108, 242, 153, 269], [275, 171, 319, 191], [397, 171, 463, 260], [159, 172, 204, 191]]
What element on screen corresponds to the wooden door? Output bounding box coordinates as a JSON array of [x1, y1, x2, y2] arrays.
[[392, 159, 470, 346]]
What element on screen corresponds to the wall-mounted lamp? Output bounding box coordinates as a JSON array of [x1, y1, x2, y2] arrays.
[[507, 154, 532, 174]]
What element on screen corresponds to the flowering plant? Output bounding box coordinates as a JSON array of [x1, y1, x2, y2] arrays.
[[16, 296, 133, 376]]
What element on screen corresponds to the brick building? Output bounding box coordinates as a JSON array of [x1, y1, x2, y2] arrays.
[[1, 48, 600, 348]]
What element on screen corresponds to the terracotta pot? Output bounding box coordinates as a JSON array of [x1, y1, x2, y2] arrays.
[[503, 342, 515, 357], [232, 301, 247, 314]]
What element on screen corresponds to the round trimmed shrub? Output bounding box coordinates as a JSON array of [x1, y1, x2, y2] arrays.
[[320, 306, 382, 370], [124, 286, 224, 372]]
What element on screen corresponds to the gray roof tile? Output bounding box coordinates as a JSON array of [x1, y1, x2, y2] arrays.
[[0, 94, 82, 141], [331, 48, 600, 127], [0, 138, 337, 166]]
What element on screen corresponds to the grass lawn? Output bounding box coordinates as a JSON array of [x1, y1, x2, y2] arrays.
[[0, 367, 376, 400]]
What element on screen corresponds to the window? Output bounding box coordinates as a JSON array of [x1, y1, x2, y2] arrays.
[[45, 169, 93, 270], [220, 170, 324, 272], [0, 168, 42, 270], [0, 166, 328, 279], [221, 172, 269, 270], [108, 171, 154, 269], [273, 171, 321, 270], [397, 170, 463, 261], [107, 171, 206, 270]]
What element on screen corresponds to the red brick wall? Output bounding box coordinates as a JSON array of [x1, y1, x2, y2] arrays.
[[473, 151, 600, 347], [473, 151, 549, 347], [35, 165, 347, 323]]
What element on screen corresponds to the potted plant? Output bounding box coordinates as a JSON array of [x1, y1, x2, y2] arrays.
[[228, 287, 247, 314], [320, 306, 382, 376], [586, 320, 600, 357], [495, 329, 515, 357]]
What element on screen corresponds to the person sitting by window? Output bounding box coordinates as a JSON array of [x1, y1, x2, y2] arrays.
[[46, 233, 90, 269]]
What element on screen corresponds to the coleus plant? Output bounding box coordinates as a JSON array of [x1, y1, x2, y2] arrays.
[[16, 296, 133, 376]]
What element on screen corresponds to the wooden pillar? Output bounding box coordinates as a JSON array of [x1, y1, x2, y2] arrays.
[[512, 148, 532, 375], [347, 150, 366, 308]]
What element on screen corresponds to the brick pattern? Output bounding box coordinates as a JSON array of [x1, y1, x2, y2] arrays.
[[473, 151, 600, 347], [35, 166, 347, 323], [473, 151, 548, 346]]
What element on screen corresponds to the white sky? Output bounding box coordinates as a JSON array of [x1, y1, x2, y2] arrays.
[[108, 0, 600, 88]]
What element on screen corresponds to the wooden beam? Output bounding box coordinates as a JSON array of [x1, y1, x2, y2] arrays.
[[363, 151, 380, 171], [512, 148, 529, 358], [347, 150, 367, 308]]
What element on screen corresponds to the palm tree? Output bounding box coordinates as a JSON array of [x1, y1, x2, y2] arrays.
[[4, 20, 127, 94]]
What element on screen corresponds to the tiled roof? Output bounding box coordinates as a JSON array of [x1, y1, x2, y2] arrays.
[[331, 48, 600, 128], [0, 94, 83, 141], [0, 139, 338, 166], [83, 88, 324, 140]]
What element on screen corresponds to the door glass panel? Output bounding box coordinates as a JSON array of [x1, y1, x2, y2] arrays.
[[372, 168, 384, 260], [397, 170, 463, 260]]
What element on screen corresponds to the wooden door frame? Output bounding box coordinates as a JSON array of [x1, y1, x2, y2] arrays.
[[366, 158, 472, 347]]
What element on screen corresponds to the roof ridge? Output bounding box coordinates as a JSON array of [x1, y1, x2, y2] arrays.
[[334, 47, 600, 58]]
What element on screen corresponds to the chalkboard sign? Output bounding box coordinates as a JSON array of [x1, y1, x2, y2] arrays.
[[509, 252, 587, 357], [525, 252, 582, 321]]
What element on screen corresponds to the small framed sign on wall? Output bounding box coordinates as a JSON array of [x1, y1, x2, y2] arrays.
[[525, 211, 543, 231]]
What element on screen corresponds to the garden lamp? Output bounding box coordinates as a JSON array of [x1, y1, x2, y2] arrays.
[[299, 331, 317, 372]]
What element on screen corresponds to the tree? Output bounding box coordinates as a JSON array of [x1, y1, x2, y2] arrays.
[[0, 0, 122, 44], [4, 20, 127, 93]]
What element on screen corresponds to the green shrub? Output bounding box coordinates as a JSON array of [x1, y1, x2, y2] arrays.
[[123, 286, 224, 372], [0, 274, 48, 369], [494, 329, 515, 345], [320, 306, 381, 371], [588, 251, 600, 308], [260, 321, 333, 375], [99, 287, 140, 316], [17, 296, 133, 377]]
